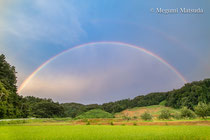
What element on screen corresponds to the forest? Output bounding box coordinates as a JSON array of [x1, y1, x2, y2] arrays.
[[0, 54, 209, 118]]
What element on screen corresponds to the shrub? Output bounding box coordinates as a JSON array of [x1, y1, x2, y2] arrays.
[[110, 121, 114, 125], [158, 109, 172, 120], [159, 100, 167, 106], [180, 107, 196, 119], [194, 102, 209, 119], [122, 116, 131, 121], [208, 104, 210, 116], [133, 122, 137, 126], [86, 121, 90, 125], [133, 116, 138, 119], [173, 112, 182, 120], [141, 111, 152, 121]]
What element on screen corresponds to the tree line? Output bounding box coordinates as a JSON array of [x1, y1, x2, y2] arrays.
[[0, 54, 209, 118]]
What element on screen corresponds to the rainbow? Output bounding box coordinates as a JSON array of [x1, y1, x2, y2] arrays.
[[18, 41, 187, 93]]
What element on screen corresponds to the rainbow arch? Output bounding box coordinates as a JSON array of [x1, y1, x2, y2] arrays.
[[18, 41, 187, 93]]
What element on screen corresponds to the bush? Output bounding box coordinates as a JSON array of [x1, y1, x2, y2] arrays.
[[180, 107, 196, 119], [158, 109, 172, 120], [141, 112, 152, 121], [133, 116, 138, 119], [159, 100, 167, 106], [173, 112, 182, 120], [208, 104, 210, 116], [122, 116, 131, 121], [86, 121, 90, 125], [194, 102, 209, 119]]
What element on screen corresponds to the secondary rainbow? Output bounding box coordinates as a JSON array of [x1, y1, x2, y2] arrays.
[[18, 41, 187, 93]]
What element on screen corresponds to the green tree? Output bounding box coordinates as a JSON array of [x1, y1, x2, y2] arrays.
[[0, 54, 17, 93], [166, 79, 210, 109], [0, 54, 22, 118], [194, 102, 209, 119], [180, 107, 196, 119], [32, 101, 64, 118], [0, 82, 9, 118], [141, 111, 152, 121], [158, 109, 172, 120], [62, 103, 86, 118]]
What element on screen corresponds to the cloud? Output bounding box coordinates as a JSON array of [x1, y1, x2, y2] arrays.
[[0, 0, 86, 86], [20, 45, 185, 104], [0, 0, 15, 12], [21, 66, 133, 101], [0, 0, 85, 46]]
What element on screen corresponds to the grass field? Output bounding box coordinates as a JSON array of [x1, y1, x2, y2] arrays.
[[0, 125, 210, 140]]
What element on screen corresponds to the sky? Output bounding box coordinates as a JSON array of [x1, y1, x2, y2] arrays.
[[0, 0, 210, 104]]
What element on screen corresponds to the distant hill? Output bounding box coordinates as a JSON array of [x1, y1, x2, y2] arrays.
[[61, 78, 210, 118]]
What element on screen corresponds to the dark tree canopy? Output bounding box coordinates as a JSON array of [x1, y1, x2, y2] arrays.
[[0, 54, 17, 93], [0, 54, 21, 118], [166, 79, 210, 109]]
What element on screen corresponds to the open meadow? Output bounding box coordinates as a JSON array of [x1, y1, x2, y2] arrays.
[[1, 125, 210, 140], [0, 117, 210, 140]]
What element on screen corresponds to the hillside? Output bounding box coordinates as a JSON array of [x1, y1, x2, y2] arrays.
[[115, 105, 180, 118], [76, 109, 114, 119]]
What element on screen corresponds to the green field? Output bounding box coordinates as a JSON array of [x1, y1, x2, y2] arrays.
[[0, 104, 209, 140], [0, 125, 210, 140]]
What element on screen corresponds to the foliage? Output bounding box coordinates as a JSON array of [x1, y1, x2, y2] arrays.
[[0, 82, 10, 118], [61, 103, 86, 118], [32, 101, 64, 118], [0, 54, 17, 93], [208, 104, 210, 116], [159, 100, 167, 106], [172, 112, 182, 120], [110, 121, 114, 125], [102, 93, 168, 114], [158, 109, 172, 120], [166, 79, 210, 109], [133, 116, 138, 119], [140, 111, 152, 121], [102, 99, 131, 113], [0, 54, 23, 118], [122, 116, 131, 121], [76, 109, 114, 119], [194, 102, 209, 119], [23, 96, 64, 118], [180, 107, 196, 119], [86, 121, 90, 125]]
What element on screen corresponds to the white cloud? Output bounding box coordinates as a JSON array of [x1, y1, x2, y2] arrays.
[[0, 0, 85, 46], [0, 0, 86, 86], [20, 45, 184, 104]]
